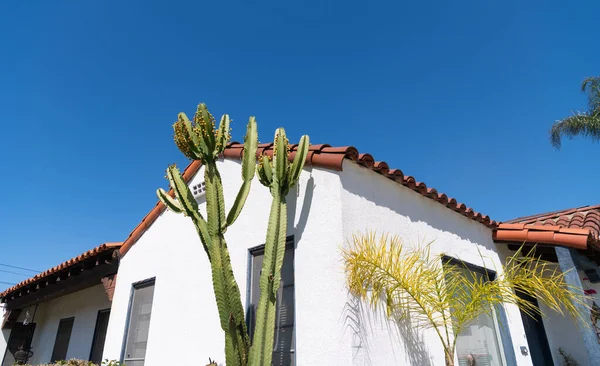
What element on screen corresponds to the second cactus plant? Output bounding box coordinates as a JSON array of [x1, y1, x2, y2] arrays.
[[250, 128, 309, 365]]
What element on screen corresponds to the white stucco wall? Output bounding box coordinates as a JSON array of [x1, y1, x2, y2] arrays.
[[102, 159, 344, 365], [16, 284, 112, 364], [0, 307, 9, 365], [104, 157, 543, 365], [337, 161, 533, 366], [537, 269, 598, 366]]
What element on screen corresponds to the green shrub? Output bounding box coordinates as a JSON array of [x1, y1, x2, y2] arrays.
[[20, 359, 123, 366]]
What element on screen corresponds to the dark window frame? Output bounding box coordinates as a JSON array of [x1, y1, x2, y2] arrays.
[[442, 256, 518, 366], [51, 317, 75, 362], [89, 308, 111, 362], [119, 277, 156, 365], [247, 236, 296, 365]]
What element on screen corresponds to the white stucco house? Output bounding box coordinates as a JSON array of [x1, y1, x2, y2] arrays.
[[98, 142, 600, 366], [0, 243, 120, 365], [3, 143, 600, 366]]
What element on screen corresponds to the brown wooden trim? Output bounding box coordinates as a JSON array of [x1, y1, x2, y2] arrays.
[[4, 261, 118, 310]]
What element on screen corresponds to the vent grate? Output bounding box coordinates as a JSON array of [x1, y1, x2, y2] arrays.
[[192, 181, 206, 198]]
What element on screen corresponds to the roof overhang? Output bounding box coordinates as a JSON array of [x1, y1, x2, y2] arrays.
[[0, 243, 121, 311], [493, 223, 600, 263]]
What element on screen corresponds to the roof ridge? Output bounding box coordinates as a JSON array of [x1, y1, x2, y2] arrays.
[[119, 142, 497, 257]]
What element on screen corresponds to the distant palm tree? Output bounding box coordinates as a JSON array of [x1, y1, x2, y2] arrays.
[[550, 76, 600, 149]]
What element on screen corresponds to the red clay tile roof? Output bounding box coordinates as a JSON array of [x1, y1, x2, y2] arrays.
[[505, 205, 600, 240], [0, 242, 122, 299], [119, 143, 496, 256], [493, 223, 596, 251]]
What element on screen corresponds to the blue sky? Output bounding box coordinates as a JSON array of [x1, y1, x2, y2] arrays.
[[1, 0, 599, 289]]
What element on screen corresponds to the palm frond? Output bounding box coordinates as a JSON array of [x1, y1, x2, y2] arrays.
[[343, 232, 590, 364], [581, 76, 600, 114], [549, 113, 600, 149]]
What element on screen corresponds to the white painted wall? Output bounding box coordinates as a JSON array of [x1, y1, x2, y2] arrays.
[[103, 157, 543, 365], [337, 161, 533, 366], [0, 306, 9, 365], [102, 159, 344, 366], [537, 269, 596, 366], [19, 284, 112, 364]]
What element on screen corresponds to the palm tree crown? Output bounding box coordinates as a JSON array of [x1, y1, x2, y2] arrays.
[[550, 76, 600, 149]]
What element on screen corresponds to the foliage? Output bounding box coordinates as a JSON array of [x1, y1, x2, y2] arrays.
[[550, 76, 600, 149], [248, 129, 309, 365], [558, 347, 579, 366], [21, 360, 123, 366], [157, 103, 309, 366], [342, 232, 589, 366]]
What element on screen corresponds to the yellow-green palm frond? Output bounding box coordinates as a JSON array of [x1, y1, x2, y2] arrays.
[[343, 232, 591, 360], [342, 232, 456, 348]]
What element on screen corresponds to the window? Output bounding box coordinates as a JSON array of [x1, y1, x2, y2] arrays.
[[51, 317, 74, 362], [445, 259, 505, 366], [248, 238, 295, 366], [89, 309, 111, 363], [121, 279, 155, 366]]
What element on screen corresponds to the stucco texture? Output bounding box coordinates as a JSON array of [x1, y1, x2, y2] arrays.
[[104, 158, 543, 365]]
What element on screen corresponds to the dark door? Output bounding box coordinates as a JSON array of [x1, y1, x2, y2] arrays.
[[517, 291, 554, 366], [90, 309, 110, 362], [1, 323, 36, 366]]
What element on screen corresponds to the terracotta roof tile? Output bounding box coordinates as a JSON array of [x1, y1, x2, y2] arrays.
[[506, 205, 600, 239], [0, 242, 121, 300], [493, 223, 593, 250], [120, 143, 496, 256]]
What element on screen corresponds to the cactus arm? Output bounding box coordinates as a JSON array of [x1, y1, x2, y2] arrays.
[[165, 165, 199, 217], [174, 112, 205, 160], [195, 104, 217, 155], [156, 188, 183, 214], [248, 195, 287, 365], [272, 128, 289, 186], [227, 180, 251, 227], [241, 117, 258, 182], [215, 114, 231, 154], [289, 135, 310, 187], [227, 117, 258, 226], [256, 155, 273, 187]]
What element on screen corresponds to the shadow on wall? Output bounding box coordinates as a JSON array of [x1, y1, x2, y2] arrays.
[[343, 296, 433, 366], [287, 174, 315, 246], [340, 163, 496, 253]]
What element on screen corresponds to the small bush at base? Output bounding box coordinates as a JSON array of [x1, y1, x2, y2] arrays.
[[20, 359, 123, 366]]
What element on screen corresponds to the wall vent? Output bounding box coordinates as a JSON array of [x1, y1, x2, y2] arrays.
[[192, 181, 206, 198]]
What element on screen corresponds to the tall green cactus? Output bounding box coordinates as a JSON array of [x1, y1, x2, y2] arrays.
[[156, 103, 257, 366], [249, 129, 310, 366]]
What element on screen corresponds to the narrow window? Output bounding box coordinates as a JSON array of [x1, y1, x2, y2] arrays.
[[121, 279, 155, 366], [444, 259, 506, 366], [89, 309, 111, 363], [51, 317, 74, 362], [248, 238, 295, 366]]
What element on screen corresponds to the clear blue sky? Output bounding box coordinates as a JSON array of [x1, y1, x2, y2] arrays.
[[1, 1, 598, 289]]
